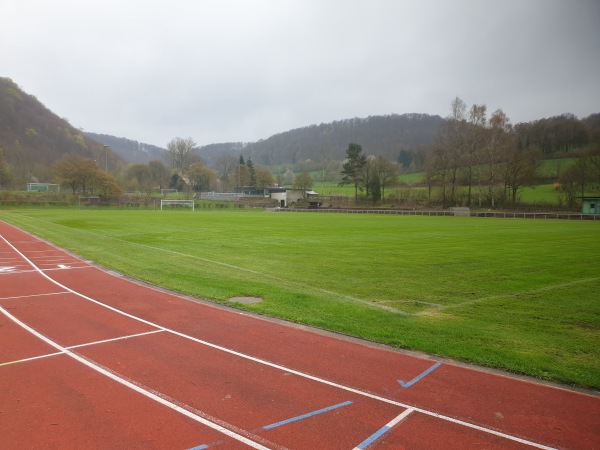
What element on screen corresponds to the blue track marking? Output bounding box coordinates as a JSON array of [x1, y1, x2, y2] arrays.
[[262, 400, 353, 430], [188, 445, 209, 450], [355, 424, 390, 449], [397, 362, 441, 388], [353, 408, 414, 450]]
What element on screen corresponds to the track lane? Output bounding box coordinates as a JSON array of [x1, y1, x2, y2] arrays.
[[47, 258, 599, 449], [1, 221, 599, 449], [75, 330, 406, 449], [1, 354, 256, 449]]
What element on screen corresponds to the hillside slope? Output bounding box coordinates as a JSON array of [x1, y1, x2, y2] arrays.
[[84, 132, 167, 165], [0, 77, 121, 185], [199, 114, 444, 167]]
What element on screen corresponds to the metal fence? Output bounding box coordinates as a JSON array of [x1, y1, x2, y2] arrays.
[[273, 208, 599, 220], [198, 192, 264, 201]]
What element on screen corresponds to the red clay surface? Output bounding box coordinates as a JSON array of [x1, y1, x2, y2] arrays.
[[1, 221, 599, 449]]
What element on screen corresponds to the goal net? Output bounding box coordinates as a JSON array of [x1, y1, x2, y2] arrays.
[[160, 199, 195, 211], [27, 183, 60, 192]]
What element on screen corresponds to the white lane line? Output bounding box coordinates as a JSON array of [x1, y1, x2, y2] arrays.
[[0, 330, 164, 367], [43, 266, 91, 272], [0, 268, 39, 275], [0, 292, 69, 301], [0, 351, 64, 366], [0, 232, 557, 450], [0, 306, 270, 450], [66, 329, 165, 350]]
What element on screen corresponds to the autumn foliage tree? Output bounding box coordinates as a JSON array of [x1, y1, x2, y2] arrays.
[[52, 155, 97, 193], [293, 171, 314, 197], [185, 163, 217, 191], [52, 154, 120, 196]]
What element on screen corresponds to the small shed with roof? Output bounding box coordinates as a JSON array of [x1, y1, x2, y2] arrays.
[[580, 196, 600, 214]]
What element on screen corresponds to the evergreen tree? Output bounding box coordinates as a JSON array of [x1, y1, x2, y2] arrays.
[[339, 142, 367, 203], [246, 159, 256, 186]]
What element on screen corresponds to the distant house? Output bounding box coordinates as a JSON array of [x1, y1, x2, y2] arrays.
[[580, 196, 600, 215], [268, 188, 319, 208]]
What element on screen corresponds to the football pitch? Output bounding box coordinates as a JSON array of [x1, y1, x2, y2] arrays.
[[1, 207, 598, 389]]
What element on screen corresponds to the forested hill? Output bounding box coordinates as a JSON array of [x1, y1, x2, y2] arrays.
[[0, 77, 121, 185], [83, 132, 166, 164], [199, 114, 445, 166]]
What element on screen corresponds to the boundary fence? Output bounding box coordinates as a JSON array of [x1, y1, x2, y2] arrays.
[[273, 208, 599, 220], [198, 192, 264, 201]]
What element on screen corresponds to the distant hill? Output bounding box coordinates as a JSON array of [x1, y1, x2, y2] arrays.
[[0, 73, 443, 179], [83, 132, 167, 164], [4, 74, 596, 189], [0, 77, 122, 185], [198, 114, 444, 167]]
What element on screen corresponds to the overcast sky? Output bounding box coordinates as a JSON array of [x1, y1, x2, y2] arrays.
[[2, 0, 599, 148]]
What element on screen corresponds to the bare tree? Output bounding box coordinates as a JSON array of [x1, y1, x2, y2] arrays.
[[486, 109, 512, 208], [215, 153, 237, 191], [583, 144, 600, 185], [373, 156, 398, 202], [445, 97, 468, 204], [430, 125, 453, 205], [317, 149, 338, 186], [431, 97, 468, 206], [148, 160, 170, 191], [167, 137, 196, 169], [229, 163, 250, 189], [358, 156, 376, 200], [500, 146, 541, 204], [125, 164, 152, 193], [559, 165, 584, 208], [466, 104, 487, 207]]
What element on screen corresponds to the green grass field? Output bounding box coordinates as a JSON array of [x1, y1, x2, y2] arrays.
[[1, 207, 598, 389]]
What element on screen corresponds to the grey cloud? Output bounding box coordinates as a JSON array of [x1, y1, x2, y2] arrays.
[[2, 0, 599, 147]]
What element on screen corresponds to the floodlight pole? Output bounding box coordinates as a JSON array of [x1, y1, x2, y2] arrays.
[[103, 145, 109, 172]]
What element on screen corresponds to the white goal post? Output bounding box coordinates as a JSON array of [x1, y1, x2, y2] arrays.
[[27, 183, 60, 192], [160, 199, 195, 211]]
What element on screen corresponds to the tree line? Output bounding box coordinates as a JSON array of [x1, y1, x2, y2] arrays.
[[2, 76, 599, 207], [419, 97, 600, 208], [24, 110, 600, 209], [50, 136, 278, 197], [305, 97, 599, 209]]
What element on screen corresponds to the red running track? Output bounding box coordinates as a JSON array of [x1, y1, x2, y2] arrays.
[[0, 221, 598, 449]]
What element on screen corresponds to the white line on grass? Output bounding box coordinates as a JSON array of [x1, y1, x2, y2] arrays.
[[0, 231, 557, 450], [99, 236, 402, 313], [2, 218, 402, 314], [414, 277, 600, 316]]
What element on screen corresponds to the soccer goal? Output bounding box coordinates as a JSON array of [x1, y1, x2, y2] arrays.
[[160, 199, 195, 211], [27, 183, 60, 192]]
